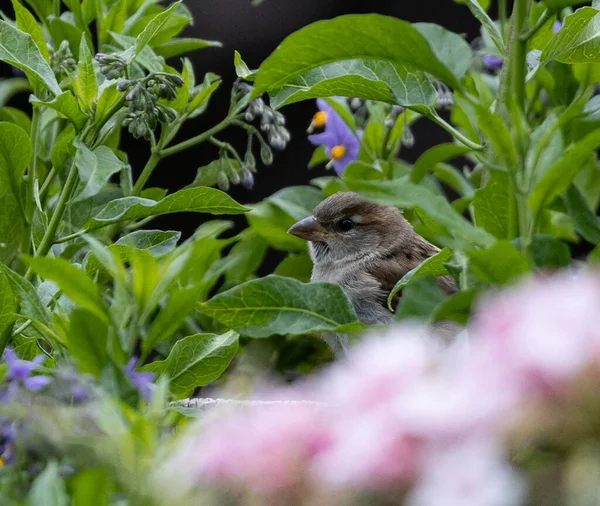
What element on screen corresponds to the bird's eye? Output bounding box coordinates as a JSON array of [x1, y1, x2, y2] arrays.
[[338, 218, 354, 231]]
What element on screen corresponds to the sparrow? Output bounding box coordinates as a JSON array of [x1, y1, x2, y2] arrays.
[[287, 191, 458, 355]]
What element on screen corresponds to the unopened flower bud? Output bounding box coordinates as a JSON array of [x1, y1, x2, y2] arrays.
[[117, 80, 133, 92], [260, 143, 273, 165], [240, 167, 255, 189], [401, 126, 415, 148], [244, 150, 256, 171], [216, 170, 230, 192]]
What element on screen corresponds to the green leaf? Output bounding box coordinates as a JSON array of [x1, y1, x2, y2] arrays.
[[274, 253, 313, 282], [95, 81, 121, 126], [563, 184, 600, 244], [24, 257, 108, 322], [71, 467, 112, 506], [253, 14, 471, 100], [47, 16, 85, 60], [115, 230, 181, 257], [460, 0, 504, 53], [0, 122, 32, 263], [268, 185, 323, 221], [86, 187, 249, 230], [154, 38, 222, 59], [0, 264, 52, 327], [188, 76, 221, 117], [0, 20, 61, 95], [223, 232, 268, 284], [268, 59, 437, 110], [387, 248, 452, 311], [132, 1, 182, 59], [73, 142, 124, 202], [468, 241, 530, 285], [432, 289, 477, 325], [411, 143, 472, 183], [12, 0, 50, 62], [199, 275, 361, 338], [530, 235, 571, 268], [30, 92, 88, 131], [0, 106, 32, 132], [234, 50, 255, 80], [346, 178, 494, 248], [141, 331, 238, 398], [246, 201, 306, 251], [542, 0, 592, 12], [22, 0, 53, 21], [0, 272, 16, 350], [27, 462, 68, 506], [67, 308, 108, 376], [529, 129, 600, 216], [395, 276, 446, 322], [472, 170, 510, 239], [74, 35, 98, 113], [542, 7, 600, 64], [455, 0, 491, 11], [0, 77, 31, 106], [308, 146, 328, 169]]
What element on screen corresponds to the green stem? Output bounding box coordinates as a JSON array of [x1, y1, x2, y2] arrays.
[[39, 165, 58, 199], [429, 112, 485, 151], [132, 152, 161, 196], [25, 162, 79, 281], [511, 0, 531, 111], [499, 0, 508, 37], [159, 117, 234, 158], [26, 108, 42, 220], [521, 9, 552, 41], [507, 173, 519, 240]]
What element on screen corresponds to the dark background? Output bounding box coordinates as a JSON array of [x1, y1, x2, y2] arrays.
[[1, 0, 502, 239]]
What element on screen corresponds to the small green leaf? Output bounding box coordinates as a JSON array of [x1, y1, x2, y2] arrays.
[[27, 462, 68, 506], [0, 272, 16, 350], [247, 201, 306, 251], [115, 230, 181, 257], [308, 146, 328, 169], [67, 308, 108, 376], [30, 92, 88, 131], [73, 142, 124, 202], [530, 235, 571, 268], [132, 1, 182, 59], [154, 38, 222, 59], [74, 35, 98, 113], [387, 248, 452, 311], [24, 257, 108, 322], [268, 185, 323, 221], [0, 264, 52, 327], [141, 331, 238, 398], [234, 50, 255, 80], [0, 78, 31, 106], [0, 106, 32, 132], [395, 276, 446, 322], [223, 232, 268, 284], [188, 76, 221, 117], [432, 289, 477, 325], [22, 0, 53, 21], [0, 122, 32, 263], [411, 143, 472, 183], [86, 187, 249, 230], [472, 170, 510, 239], [563, 184, 600, 244], [468, 241, 530, 285], [0, 20, 61, 95], [542, 7, 600, 64], [460, 0, 504, 53], [199, 275, 361, 338], [12, 0, 50, 62]]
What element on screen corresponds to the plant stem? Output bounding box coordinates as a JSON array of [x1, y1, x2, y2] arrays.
[[429, 112, 485, 151], [39, 165, 58, 199], [25, 162, 79, 281], [499, 0, 508, 36], [159, 117, 234, 157], [132, 152, 161, 196], [521, 9, 552, 41], [511, 0, 531, 111]]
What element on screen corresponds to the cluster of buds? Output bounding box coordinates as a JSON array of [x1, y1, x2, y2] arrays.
[[50, 40, 76, 78], [95, 52, 127, 80], [118, 73, 183, 140], [215, 156, 255, 192]]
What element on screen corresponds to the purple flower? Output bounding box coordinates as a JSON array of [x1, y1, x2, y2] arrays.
[[553, 19, 563, 33], [3, 348, 51, 394], [482, 55, 503, 71], [308, 99, 359, 175], [125, 358, 155, 401]]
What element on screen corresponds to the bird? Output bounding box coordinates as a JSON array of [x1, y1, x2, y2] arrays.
[[287, 191, 458, 356]]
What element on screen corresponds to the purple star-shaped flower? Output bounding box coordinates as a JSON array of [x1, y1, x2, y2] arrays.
[[308, 99, 359, 175], [125, 358, 155, 401], [3, 348, 51, 393], [482, 55, 503, 71]]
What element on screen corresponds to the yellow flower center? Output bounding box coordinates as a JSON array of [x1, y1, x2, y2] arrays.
[[312, 111, 328, 128], [331, 145, 346, 160]]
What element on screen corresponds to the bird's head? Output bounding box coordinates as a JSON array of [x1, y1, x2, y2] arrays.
[[288, 192, 411, 262]]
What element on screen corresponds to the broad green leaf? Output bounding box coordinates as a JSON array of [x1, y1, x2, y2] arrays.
[[346, 178, 494, 247], [141, 331, 238, 398], [0, 20, 61, 95], [115, 230, 181, 257], [23, 0, 53, 21], [68, 308, 108, 376], [468, 241, 530, 284], [0, 106, 32, 132], [154, 38, 222, 59], [199, 275, 361, 338], [253, 14, 471, 99], [387, 248, 452, 311], [0, 273, 16, 350], [460, 0, 504, 53], [472, 171, 510, 239], [0, 264, 52, 327], [223, 232, 268, 284], [563, 184, 600, 244], [73, 142, 124, 202], [129, 3, 192, 45], [24, 257, 108, 322], [27, 462, 68, 506], [395, 276, 446, 322], [268, 60, 437, 110], [274, 253, 313, 282], [530, 235, 571, 268], [542, 7, 600, 64], [30, 92, 88, 131], [246, 201, 306, 251], [51, 124, 76, 172], [0, 122, 32, 263], [74, 35, 98, 113], [268, 185, 323, 221], [12, 0, 50, 62], [529, 129, 600, 216], [132, 1, 182, 59], [411, 143, 472, 183], [432, 289, 477, 325], [86, 187, 249, 230], [542, 0, 592, 11], [99, 0, 126, 45], [234, 50, 255, 80]]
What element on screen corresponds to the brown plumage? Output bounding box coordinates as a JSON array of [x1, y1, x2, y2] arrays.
[[288, 191, 458, 355]]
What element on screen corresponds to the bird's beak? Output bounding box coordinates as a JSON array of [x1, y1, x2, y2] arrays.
[[287, 216, 327, 241]]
